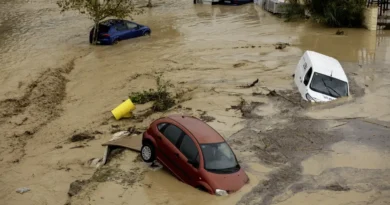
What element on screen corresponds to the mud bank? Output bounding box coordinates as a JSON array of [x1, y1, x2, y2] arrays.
[[0, 60, 76, 163]]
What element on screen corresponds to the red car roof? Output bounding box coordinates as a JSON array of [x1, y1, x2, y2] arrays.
[[167, 115, 225, 144]]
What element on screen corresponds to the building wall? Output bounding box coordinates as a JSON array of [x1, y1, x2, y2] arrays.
[[363, 6, 378, 31]]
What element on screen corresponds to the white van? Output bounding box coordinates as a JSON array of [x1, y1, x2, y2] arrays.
[[294, 51, 350, 102]]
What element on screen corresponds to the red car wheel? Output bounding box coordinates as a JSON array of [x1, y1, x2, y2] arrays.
[[141, 142, 156, 163]]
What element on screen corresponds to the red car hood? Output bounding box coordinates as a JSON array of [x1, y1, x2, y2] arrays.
[[206, 168, 249, 193]]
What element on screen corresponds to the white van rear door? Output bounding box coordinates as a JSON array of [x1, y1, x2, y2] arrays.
[[294, 54, 305, 89], [295, 54, 310, 98]]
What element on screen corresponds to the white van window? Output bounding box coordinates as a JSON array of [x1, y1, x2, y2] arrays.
[[303, 67, 313, 86], [310, 72, 348, 98]]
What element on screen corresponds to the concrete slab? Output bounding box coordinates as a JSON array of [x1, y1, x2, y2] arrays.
[[102, 135, 142, 152], [101, 135, 142, 165]]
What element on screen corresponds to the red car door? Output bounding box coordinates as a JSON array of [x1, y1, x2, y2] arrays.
[[175, 134, 202, 186], [155, 123, 189, 182]]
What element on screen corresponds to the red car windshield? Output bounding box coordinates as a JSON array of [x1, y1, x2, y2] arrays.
[[200, 142, 239, 174]]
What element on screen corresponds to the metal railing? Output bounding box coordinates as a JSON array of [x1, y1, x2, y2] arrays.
[[367, 0, 390, 16]]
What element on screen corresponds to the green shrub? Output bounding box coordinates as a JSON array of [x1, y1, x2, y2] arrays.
[[283, 0, 366, 27], [129, 76, 175, 112], [281, 1, 307, 22], [309, 0, 366, 27]]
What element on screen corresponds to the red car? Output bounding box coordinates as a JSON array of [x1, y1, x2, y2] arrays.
[[141, 115, 249, 196]]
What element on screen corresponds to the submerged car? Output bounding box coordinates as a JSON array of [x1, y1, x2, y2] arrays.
[[294, 50, 349, 102], [141, 115, 249, 196], [89, 19, 151, 45], [219, 0, 253, 4], [194, 0, 252, 5]]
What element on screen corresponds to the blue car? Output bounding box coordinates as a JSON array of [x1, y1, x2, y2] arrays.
[[220, 0, 253, 5], [89, 19, 151, 45]]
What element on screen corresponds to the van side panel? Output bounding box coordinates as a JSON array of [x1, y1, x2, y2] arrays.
[[302, 53, 316, 100], [294, 53, 305, 90], [294, 52, 308, 92], [295, 52, 313, 100]]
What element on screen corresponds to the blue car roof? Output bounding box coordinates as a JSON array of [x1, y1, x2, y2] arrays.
[[100, 19, 135, 26]]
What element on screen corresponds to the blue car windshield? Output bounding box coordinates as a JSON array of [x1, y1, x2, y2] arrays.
[[200, 142, 239, 174], [310, 72, 348, 98]]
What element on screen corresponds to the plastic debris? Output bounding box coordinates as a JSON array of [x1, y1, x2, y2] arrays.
[[86, 158, 103, 168], [102, 146, 109, 165], [110, 131, 130, 141], [111, 99, 136, 120], [16, 187, 30, 194]]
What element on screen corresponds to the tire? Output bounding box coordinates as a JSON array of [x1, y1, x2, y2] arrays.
[[112, 39, 119, 45], [141, 142, 155, 163]]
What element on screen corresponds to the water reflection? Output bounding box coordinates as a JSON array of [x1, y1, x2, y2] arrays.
[[298, 26, 377, 63], [376, 30, 390, 64]]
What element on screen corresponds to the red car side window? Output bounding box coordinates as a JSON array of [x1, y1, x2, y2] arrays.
[[157, 123, 167, 131], [161, 124, 183, 146], [179, 135, 199, 162]]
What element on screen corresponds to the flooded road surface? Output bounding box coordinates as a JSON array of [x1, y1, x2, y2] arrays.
[[1, 0, 390, 205], [0, 0, 92, 100]]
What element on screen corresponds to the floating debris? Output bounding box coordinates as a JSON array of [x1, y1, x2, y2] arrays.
[[86, 158, 103, 168], [16, 187, 30, 194], [69, 133, 95, 142], [239, 79, 259, 88], [336, 30, 345, 35], [111, 131, 130, 141], [70, 145, 85, 149], [275, 42, 290, 50], [325, 183, 350, 191]]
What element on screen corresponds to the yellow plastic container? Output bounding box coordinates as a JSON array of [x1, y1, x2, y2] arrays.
[[111, 98, 136, 120]]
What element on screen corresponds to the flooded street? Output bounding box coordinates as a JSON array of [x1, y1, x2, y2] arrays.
[[1, 0, 390, 205]]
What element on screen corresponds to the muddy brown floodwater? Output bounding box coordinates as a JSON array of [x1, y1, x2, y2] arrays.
[[1, 0, 390, 205]]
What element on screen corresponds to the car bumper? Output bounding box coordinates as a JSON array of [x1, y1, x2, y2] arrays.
[[95, 39, 112, 45]]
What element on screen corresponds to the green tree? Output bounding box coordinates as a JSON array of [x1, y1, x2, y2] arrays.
[[283, 0, 366, 27], [57, 0, 143, 44], [308, 0, 366, 27]]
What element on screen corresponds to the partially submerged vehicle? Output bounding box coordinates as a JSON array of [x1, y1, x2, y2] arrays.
[[89, 19, 151, 45], [259, 0, 288, 14], [220, 0, 253, 5], [294, 51, 349, 102], [194, 0, 253, 5], [193, 0, 220, 4], [141, 115, 249, 196]]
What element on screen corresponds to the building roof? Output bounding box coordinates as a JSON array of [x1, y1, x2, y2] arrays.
[[306, 50, 348, 83], [168, 115, 225, 144]]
